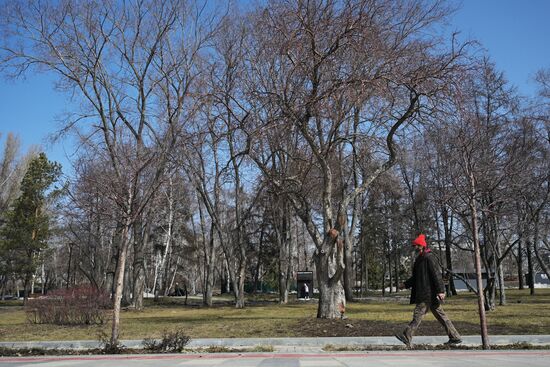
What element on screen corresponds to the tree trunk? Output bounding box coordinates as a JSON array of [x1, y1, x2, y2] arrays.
[[360, 218, 369, 297], [235, 237, 247, 308], [23, 276, 30, 304], [387, 254, 393, 294], [41, 263, 45, 295], [131, 221, 149, 310], [153, 179, 175, 300], [517, 212, 524, 289], [469, 174, 490, 349], [343, 227, 355, 301], [517, 243, 524, 289], [110, 218, 132, 346], [253, 226, 265, 294], [224, 259, 232, 294], [394, 250, 400, 293], [132, 265, 146, 310], [494, 237, 506, 306], [381, 256, 386, 297], [121, 263, 132, 307], [196, 195, 216, 307], [343, 186, 360, 302], [66, 244, 73, 289], [162, 243, 174, 296], [517, 241, 524, 289], [497, 261, 506, 306], [204, 233, 216, 307], [442, 208, 457, 296], [526, 239, 535, 296], [236, 264, 246, 308], [278, 214, 290, 304], [316, 252, 346, 318]]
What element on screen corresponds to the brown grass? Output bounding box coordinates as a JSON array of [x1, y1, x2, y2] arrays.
[[0, 289, 549, 342]]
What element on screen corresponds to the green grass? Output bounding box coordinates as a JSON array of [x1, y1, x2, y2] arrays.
[[1, 289, 549, 342]]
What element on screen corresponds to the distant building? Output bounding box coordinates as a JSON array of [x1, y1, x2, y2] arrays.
[[452, 272, 489, 291], [528, 273, 550, 288]]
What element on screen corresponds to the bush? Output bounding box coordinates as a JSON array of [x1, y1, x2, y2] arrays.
[[25, 286, 111, 325], [143, 329, 190, 353], [96, 330, 126, 354]]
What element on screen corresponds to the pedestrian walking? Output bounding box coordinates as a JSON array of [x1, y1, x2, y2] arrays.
[[395, 234, 462, 348]]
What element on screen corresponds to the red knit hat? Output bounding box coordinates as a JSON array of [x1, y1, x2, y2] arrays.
[[413, 234, 427, 247]]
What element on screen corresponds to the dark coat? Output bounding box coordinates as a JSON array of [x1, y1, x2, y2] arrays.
[[404, 251, 445, 306]]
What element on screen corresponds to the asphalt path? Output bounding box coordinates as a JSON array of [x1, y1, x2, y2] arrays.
[[2, 350, 550, 367]]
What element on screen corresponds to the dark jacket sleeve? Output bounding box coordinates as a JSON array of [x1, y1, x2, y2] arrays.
[[427, 255, 445, 294], [404, 276, 414, 289]]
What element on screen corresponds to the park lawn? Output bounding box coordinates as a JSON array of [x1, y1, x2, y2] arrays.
[[0, 289, 549, 342]]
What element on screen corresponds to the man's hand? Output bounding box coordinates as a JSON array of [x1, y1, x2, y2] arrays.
[[437, 293, 445, 302]]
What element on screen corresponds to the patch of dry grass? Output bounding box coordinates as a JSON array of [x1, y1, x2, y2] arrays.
[[0, 289, 548, 341]]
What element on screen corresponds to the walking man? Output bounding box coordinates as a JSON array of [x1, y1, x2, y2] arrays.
[[395, 234, 462, 348]]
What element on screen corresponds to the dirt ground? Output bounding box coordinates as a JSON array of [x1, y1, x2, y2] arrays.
[[293, 317, 511, 337]]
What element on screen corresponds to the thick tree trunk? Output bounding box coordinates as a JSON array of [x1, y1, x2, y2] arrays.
[[315, 250, 346, 319], [317, 279, 345, 318]]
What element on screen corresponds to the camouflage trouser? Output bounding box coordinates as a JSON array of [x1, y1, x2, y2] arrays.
[[403, 302, 461, 341]]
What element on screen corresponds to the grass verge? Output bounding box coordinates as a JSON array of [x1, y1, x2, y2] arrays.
[[1, 289, 549, 341]]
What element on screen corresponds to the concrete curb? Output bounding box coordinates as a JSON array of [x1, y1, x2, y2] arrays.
[[1, 335, 550, 351]]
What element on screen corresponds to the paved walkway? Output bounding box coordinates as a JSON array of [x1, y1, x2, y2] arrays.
[[1, 335, 550, 351], [2, 350, 550, 367]]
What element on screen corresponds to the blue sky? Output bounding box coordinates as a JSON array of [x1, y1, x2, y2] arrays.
[[451, 0, 550, 96], [1, 0, 549, 175]]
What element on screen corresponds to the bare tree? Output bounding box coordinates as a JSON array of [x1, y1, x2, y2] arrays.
[[440, 59, 521, 348], [0, 133, 34, 216], [242, 0, 467, 318], [0, 133, 35, 297], [0, 0, 216, 344]]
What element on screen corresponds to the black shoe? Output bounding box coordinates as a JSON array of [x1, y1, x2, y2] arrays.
[[395, 333, 411, 348], [444, 338, 462, 345]]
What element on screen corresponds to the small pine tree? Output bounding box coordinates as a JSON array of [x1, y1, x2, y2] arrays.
[[0, 153, 61, 301]]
